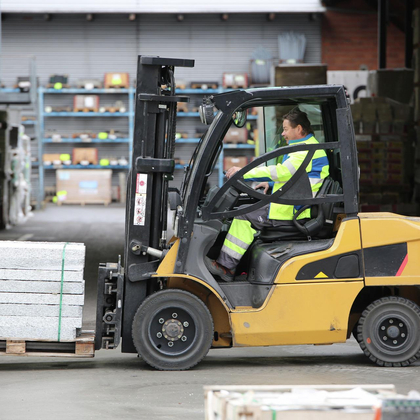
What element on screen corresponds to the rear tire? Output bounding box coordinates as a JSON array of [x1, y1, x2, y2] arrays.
[[132, 289, 214, 371], [356, 296, 420, 367]]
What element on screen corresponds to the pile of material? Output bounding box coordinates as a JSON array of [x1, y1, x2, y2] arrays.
[[0, 241, 85, 341]]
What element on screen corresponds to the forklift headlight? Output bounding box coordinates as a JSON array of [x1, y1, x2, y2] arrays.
[[199, 98, 215, 125]]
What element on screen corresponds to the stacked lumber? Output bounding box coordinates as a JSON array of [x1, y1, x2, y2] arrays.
[[0, 242, 85, 341]]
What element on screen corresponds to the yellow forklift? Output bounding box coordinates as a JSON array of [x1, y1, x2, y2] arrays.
[[95, 56, 420, 370]]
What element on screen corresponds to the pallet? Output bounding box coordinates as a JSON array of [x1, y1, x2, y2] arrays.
[[223, 85, 248, 89], [190, 82, 219, 90], [100, 107, 124, 113], [103, 84, 129, 89], [0, 331, 95, 358], [46, 83, 71, 89], [57, 200, 110, 206], [73, 107, 99, 113]]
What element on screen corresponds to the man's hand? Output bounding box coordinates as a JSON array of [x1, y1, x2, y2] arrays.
[[225, 166, 241, 179], [255, 182, 269, 194]]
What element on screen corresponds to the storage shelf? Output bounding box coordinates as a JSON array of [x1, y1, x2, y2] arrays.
[[43, 138, 130, 143], [224, 143, 255, 149], [41, 88, 131, 94], [43, 164, 129, 170], [44, 112, 132, 117], [22, 120, 37, 125]]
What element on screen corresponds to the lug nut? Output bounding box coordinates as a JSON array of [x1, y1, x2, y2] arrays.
[[183, 322, 189, 328], [381, 326, 385, 330], [181, 336, 187, 342], [389, 319, 393, 324], [159, 318, 165, 324], [401, 333, 406, 338], [168, 341, 174, 347], [399, 323, 403, 327], [172, 313, 178, 319], [383, 336, 388, 341], [156, 332, 162, 338], [393, 340, 398, 344]]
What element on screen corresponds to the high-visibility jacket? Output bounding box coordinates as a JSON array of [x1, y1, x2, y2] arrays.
[[243, 134, 329, 220]]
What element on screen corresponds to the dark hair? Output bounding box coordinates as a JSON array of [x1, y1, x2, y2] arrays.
[[283, 107, 314, 136]]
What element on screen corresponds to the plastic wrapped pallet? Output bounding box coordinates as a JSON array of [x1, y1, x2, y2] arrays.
[[205, 385, 397, 420], [0, 241, 85, 341]]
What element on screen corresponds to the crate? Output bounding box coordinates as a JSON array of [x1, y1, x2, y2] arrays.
[[73, 95, 99, 113], [56, 169, 112, 205], [223, 156, 248, 171], [104, 73, 129, 89], [72, 148, 98, 165], [224, 127, 248, 144]]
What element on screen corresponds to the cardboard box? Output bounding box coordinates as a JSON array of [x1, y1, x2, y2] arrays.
[[104, 72, 129, 89], [56, 169, 112, 204], [223, 156, 248, 171], [224, 127, 248, 144], [73, 95, 99, 112], [72, 148, 98, 165], [222, 73, 248, 89], [43, 153, 62, 162]]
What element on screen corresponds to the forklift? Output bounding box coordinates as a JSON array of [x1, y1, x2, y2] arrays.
[[95, 56, 420, 370]]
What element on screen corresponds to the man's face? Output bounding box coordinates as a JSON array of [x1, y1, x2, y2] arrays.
[[282, 119, 302, 143]]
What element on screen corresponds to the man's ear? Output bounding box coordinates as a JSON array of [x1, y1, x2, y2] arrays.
[[297, 124, 304, 135]]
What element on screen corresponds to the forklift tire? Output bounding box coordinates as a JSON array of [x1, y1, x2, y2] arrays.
[[356, 296, 420, 367], [132, 289, 214, 371]]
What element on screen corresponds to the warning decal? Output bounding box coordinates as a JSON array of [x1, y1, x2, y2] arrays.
[[134, 174, 147, 226]]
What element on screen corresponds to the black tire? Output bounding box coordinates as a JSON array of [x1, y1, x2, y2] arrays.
[[356, 296, 420, 367], [132, 289, 214, 371]]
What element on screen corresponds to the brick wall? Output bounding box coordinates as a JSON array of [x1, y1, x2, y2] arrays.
[[322, 0, 405, 70]]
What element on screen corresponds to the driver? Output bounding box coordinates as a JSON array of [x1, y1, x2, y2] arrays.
[[205, 107, 329, 282]]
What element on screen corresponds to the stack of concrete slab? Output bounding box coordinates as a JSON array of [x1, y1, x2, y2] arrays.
[[0, 241, 85, 341]]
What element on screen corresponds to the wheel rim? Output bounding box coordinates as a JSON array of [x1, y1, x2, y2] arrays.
[[372, 313, 412, 355], [148, 306, 196, 356]]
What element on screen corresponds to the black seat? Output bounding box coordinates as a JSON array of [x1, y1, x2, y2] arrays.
[[259, 176, 342, 242]]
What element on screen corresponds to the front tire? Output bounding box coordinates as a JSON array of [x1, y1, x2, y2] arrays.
[[132, 289, 214, 371], [356, 296, 420, 367]]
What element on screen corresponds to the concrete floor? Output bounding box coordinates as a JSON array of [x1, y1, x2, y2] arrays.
[[0, 204, 419, 419]]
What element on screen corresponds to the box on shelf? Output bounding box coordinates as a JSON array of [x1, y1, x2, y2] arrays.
[[222, 73, 248, 89], [73, 95, 99, 112], [224, 127, 248, 144], [72, 148, 98, 165], [56, 169, 112, 204], [223, 156, 248, 171], [274, 64, 327, 87], [47, 74, 69, 89], [104, 73, 129, 89], [190, 81, 219, 90]]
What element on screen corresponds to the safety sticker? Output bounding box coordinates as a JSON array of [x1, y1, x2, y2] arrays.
[[134, 174, 147, 226]]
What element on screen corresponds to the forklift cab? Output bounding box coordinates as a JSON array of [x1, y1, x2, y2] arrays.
[[172, 86, 359, 298]]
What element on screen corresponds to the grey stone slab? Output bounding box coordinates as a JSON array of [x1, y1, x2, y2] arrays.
[[0, 316, 82, 341], [0, 241, 85, 270], [0, 304, 83, 317], [0, 268, 84, 282], [0, 292, 84, 305], [0, 280, 84, 294]]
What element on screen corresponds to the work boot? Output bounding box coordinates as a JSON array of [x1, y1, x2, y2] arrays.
[[204, 257, 235, 282]]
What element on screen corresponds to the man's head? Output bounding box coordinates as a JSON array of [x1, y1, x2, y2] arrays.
[[281, 108, 314, 142]]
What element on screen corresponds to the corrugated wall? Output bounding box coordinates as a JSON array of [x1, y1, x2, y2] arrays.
[[1, 13, 321, 199]]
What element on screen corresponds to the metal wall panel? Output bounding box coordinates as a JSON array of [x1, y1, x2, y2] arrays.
[[1, 0, 326, 13], [1, 13, 321, 195]]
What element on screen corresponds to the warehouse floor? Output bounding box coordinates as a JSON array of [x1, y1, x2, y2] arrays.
[[0, 205, 419, 419]]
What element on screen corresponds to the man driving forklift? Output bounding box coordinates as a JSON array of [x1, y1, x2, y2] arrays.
[[205, 107, 330, 281]]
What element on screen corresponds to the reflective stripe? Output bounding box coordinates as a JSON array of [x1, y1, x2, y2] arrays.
[[269, 166, 279, 181], [284, 159, 297, 175], [226, 233, 250, 250], [310, 177, 323, 186], [221, 244, 243, 260]]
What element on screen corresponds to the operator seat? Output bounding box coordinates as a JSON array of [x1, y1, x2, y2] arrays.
[[258, 176, 342, 242]]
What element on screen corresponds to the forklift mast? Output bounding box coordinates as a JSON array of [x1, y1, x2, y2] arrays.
[[95, 56, 194, 352]]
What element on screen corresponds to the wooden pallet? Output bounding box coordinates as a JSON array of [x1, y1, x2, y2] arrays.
[[100, 107, 124, 113], [0, 331, 95, 358], [73, 107, 99, 113], [57, 200, 110, 206]]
